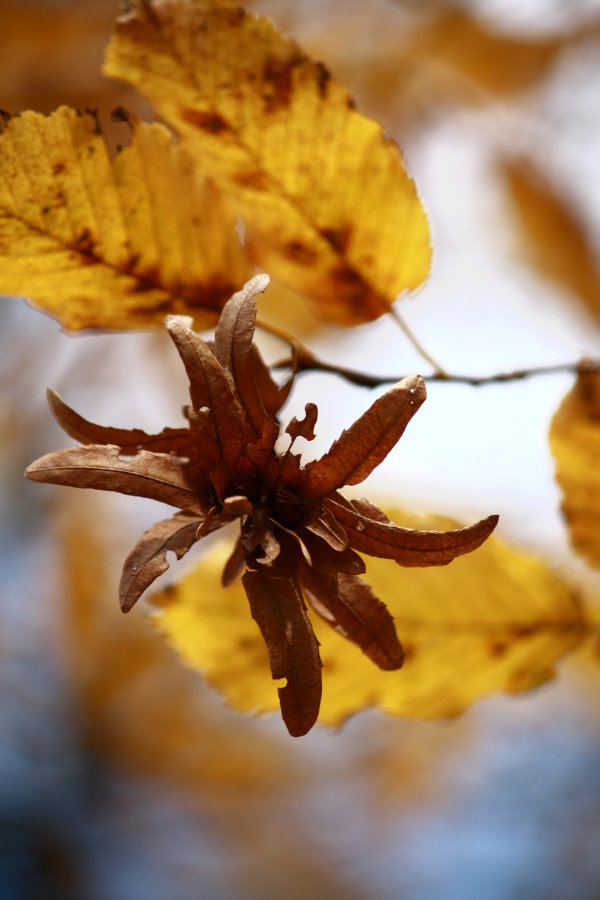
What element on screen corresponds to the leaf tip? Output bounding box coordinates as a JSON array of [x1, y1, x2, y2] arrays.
[[484, 513, 500, 533], [165, 313, 194, 334], [245, 272, 270, 296], [24, 457, 45, 482]]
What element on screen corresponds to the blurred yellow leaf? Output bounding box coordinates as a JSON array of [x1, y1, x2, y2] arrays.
[[0, 107, 251, 330], [59, 498, 298, 794], [0, 0, 119, 114], [405, 8, 579, 98], [104, 0, 431, 325], [52, 498, 373, 897], [151, 512, 590, 727], [502, 157, 600, 322], [550, 367, 600, 569], [246, 3, 597, 129]]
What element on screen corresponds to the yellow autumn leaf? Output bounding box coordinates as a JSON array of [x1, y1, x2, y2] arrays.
[[405, 8, 584, 98], [150, 511, 590, 727], [550, 368, 600, 569], [502, 156, 600, 323], [104, 0, 431, 326], [0, 106, 251, 330]]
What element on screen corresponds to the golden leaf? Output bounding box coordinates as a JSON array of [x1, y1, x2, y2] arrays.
[[502, 157, 600, 322], [242, 4, 595, 130], [103, 0, 431, 325], [59, 497, 301, 794], [0, 1, 118, 113], [0, 106, 251, 330], [550, 367, 600, 569], [150, 512, 590, 726], [405, 9, 577, 98]]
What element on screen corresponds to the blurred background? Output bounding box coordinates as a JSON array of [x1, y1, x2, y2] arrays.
[[2, 1, 600, 898]]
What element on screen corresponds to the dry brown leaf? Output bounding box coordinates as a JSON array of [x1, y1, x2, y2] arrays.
[[502, 157, 600, 322], [26, 276, 497, 735], [0, 107, 251, 329], [550, 366, 600, 569], [104, 0, 431, 325]]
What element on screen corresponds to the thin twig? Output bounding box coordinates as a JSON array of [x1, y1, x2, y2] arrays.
[[257, 319, 598, 389], [272, 353, 598, 389]]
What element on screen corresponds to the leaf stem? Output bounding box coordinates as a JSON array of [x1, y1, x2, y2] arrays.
[[387, 304, 448, 376]]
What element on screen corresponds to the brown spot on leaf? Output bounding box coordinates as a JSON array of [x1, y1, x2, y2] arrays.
[[126, 265, 161, 293], [232, 169, 270, 191], [222, 6, 246, 27], [577, 363, 600, 419], [181, 276, 242, 313], [180, 109, 232, 135], [324, 264, 388, 322], [321, 224, 353, 255], [75, 229, 96, 259], [489, 639, 508, 658], [85, 108, 102, 135], [262, 52, 304, 113], [315, 61, 332, 98], [511, 624, 538, 639], [52, 162, 66, 175], [285, 240, 318, 266]]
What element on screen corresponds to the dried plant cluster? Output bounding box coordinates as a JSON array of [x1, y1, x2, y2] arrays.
[[26, 275, 497, 735]]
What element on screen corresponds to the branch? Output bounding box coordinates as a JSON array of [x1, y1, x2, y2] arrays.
[[259, 328, 599, 389]]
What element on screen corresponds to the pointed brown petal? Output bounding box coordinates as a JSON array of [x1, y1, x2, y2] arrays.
[[298, 527, 365, 575], [242, 567, 322, 737], [196, 505, 219, 537], [299, 568, 403, 670], [257, 526, 281, 565], [214, 274, 271, 435], [166, 316, 214, 410], [166, 316, 251, 471], [25, 445, 208, 514], [246, 416, 281, 467], [251, 344, 292, 417], [222, 495, 254, 517], [345, 495, 391, 524], [305, 507, 349, 551], [303, 376, 426, 500], [119, 513, 203, 613], [221, 533, 245, 586], [286, 402, 318, 444], [326, 497, 499, 566], [47, 388, 194, 456], [214, 274, 269, 373]]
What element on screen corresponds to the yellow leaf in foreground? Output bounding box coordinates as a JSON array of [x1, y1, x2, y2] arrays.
[[104, 1, 431, 325], [550, 368, 600, 569], [150, 513, 589, 726], [502, 157, 600, 323], [0, 107, 251, 330]]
